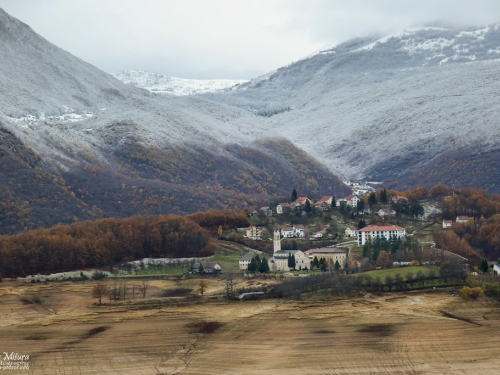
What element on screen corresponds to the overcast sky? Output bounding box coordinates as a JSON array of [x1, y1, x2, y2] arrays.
[[1, 0, 500, 79]]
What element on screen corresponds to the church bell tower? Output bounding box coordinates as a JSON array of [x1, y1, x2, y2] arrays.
[[273, 229, 281, 253]]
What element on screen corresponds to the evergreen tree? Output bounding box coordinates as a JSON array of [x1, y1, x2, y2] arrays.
[[358, 219, 366, 229], [259, 257, 270, 273], [198, 263, 204, 273], [368, 192, 377, 209], [312, 256, 319, 270], [287, 253, 292, 268], [480, 259, 489, 273], [319, 257, 327, 271], [380, 189, 388, 204], [335, 260, 341, 270], [291, 188, 298, 202], [357, 199, 365, 212], [248, 256, 259, 273], [304, 199, 311, 213], [291, 254, 296, 270], [331, 196, 336, 209]]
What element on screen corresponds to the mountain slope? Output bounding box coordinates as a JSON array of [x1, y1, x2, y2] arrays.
[[208, 24, 500, 192], [0, 8, 348, 234]]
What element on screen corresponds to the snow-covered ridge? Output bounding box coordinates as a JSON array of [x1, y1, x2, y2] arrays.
[[320, 24, 500, 67], [111, 70, 248, 96]]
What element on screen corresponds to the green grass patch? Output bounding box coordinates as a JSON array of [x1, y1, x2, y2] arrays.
[[360, 266, 438, 279]]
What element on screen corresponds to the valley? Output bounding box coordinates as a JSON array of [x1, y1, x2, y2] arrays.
[[1, 275, 499, 374]]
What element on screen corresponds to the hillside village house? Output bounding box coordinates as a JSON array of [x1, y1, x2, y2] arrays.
[[269, 230, 310, 271], [346, 195, 360, 207], [260, 206, 273, 216], [456, 216, 472, 224], [239, 251, 259, 270], [442, 220, 453, 229], [293, 224, 305, 237], [345, 226, 358, 237], [312, 231, 323, 238], [246, 225, 263, 240], [392, 195, 409, 204], [378, 208, 396, 218], [492, 264, 500, 275], [305, 248, 346, 269], [315, 196, 333, 211], [295, 197, 313, 205], [357, 224, 407, 245], [336, 198, 348, 207], [281, 226, 294, 238], [276, 203, 291, 214], [192, 262, 222, 274]]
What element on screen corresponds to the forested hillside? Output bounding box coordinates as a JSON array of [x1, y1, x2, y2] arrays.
[[0, 210, 249, 278]]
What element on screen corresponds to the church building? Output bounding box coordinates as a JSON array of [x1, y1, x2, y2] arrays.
[[269, 229, 310, 271]]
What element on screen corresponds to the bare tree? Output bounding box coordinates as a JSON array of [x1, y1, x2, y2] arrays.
[[140, 280, 150, 298], [92, 283, 108, 305]]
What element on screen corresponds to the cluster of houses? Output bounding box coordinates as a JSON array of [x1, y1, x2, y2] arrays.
[[442, 216, 473, 228], [252, 193, 411, 220]]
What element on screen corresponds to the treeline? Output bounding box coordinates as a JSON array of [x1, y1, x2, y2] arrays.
[[239, 261, 467, 299], [447, 215, 500, 261], [440, 187, 500, 219], [186, 210, 249, 233], [0, 214, 217, 278], [432, 186, 500, 261], [433, 230, 481, 261]]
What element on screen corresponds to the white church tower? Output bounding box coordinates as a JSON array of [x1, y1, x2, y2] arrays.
[[273, 229, 281, 253]]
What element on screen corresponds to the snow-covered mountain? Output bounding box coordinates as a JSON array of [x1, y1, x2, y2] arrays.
[[0, 7, 348, 233], [207, 24, 500, 191], [111, 70, 247, 96]]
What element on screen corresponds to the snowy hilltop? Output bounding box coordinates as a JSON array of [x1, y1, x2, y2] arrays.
[[111, 70, 248, 96]]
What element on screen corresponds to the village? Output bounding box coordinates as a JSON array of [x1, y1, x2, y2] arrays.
[[191, 187, 488, 276]]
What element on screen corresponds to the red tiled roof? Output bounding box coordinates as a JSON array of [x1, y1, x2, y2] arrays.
[[281, 226, 293, 231], [358, 225, 406, 232]]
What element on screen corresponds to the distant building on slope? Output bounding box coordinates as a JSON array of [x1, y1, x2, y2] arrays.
[[357, 225, 406, 245]]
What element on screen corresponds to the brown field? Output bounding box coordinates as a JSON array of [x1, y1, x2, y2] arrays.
[[1, 277, 500, 374]]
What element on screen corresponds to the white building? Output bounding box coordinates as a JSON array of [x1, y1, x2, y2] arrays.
[[346, 195, 360, 207], [357, 225, 406, 245], [281, 226, 294, 238], [345, 226, 358, 237], [276, 203, 291, 214], [293, 224, 305, 237], [442, 220, 453, 229]]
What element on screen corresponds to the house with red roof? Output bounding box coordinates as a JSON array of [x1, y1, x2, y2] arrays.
[[456, 216, 472, 224]]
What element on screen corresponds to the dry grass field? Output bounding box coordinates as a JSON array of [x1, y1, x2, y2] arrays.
[[0, 277, 499, 374]]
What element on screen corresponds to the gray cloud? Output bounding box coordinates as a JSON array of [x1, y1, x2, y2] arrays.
[[1, 0, 500, 79]]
